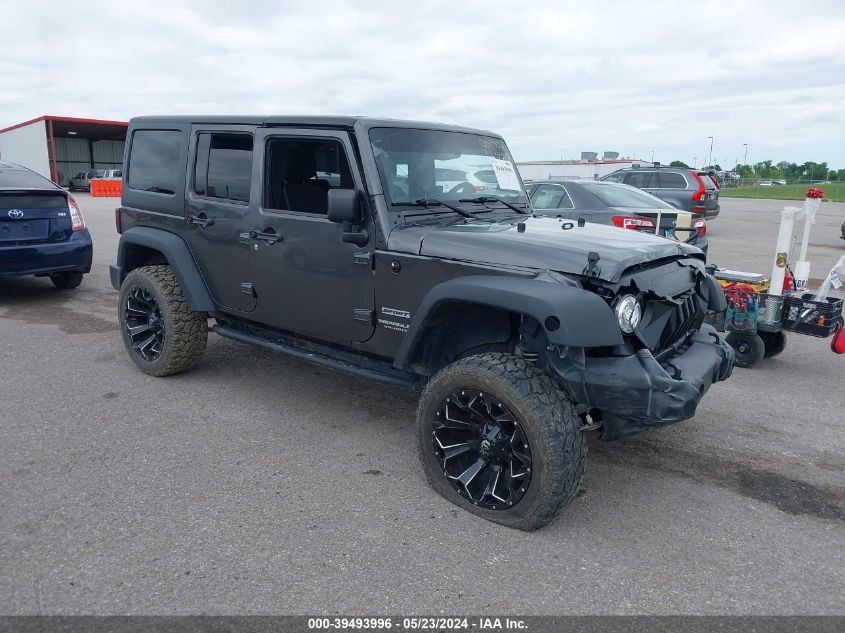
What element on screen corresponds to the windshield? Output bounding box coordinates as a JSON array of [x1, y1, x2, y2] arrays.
[[369, 127, 527, 205], [580, 182, 675, 209]]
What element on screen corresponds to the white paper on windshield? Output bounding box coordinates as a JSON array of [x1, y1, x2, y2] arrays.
[[490, 158, 522, 191]]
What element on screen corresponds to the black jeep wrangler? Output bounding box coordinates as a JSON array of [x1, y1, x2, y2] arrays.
[[111, 116, 734, 530]]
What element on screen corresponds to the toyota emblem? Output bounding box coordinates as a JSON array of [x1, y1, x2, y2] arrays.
[[7, 209, 23, 219]]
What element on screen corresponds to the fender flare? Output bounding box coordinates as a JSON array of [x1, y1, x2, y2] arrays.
[[112, 227, 216, 313], [393, 275, 623, 370]]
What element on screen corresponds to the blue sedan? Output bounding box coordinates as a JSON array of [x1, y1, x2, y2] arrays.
[[0, 161, 92, 288]]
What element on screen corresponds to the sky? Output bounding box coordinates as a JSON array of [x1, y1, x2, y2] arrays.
[[2, 0, 844, 168]]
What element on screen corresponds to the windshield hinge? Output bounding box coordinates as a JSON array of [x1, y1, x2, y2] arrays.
[[354, 252, 373, 268]]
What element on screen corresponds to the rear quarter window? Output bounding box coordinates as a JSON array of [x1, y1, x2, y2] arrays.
[[658, 172, 687, 189], [127, 130, 182, 194]]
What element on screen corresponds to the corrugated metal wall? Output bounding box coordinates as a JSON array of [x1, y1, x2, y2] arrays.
[[54, 137, 89, 185], [92, 140, 124, 165], [54, 137, 124, 185]]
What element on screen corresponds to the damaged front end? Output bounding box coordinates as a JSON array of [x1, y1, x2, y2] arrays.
[[546, 257, 735, 440]]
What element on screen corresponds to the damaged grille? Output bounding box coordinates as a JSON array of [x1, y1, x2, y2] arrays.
[[637, 290, 704, 359]]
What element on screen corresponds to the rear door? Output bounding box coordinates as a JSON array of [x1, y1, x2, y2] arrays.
[[184, 125, 258, 312], [655, 171, 690, 211]]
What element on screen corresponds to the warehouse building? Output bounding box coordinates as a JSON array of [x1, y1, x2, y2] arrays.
[[517, 151, 655, 181], [0, 115, 127, 187]]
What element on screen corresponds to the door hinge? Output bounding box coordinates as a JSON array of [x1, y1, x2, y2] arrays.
[[353, 308, 374, 324], [354, 252, 373, 267], [241, 282, 255, 297]]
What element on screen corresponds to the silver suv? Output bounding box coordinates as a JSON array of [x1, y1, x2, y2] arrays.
[[601, 166, 720, 218], [68, 170, 107, 192]]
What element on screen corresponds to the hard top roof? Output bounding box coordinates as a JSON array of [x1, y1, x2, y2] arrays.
[[128, 115, 500, 138]]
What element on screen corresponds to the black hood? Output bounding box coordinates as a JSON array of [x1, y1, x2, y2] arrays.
[[388, 216, 703, 282]]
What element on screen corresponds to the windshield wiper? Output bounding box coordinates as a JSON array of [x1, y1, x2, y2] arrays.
[[392, 198, 482, 219], [459, 196, 531, 215]]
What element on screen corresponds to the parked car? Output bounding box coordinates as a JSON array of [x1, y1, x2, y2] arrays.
[[93, 169, 123, 180], [524, 179, 708, 255], [759, 179, 773, 187], [68, 169, 107, 191], [840, 220, 845, 241], [601, 166, 720, 218], [0, 161, 92, 288], [111, 116, 733, 530]]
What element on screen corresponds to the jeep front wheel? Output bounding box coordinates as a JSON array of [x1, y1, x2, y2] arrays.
[[417, 353, 586, 531], [118, 265, 208, 376]]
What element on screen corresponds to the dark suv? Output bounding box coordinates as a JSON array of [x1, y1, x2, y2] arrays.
[[111, 116, 733, 530], [0, 161, 92, 288], [601, 166, 720, 218]]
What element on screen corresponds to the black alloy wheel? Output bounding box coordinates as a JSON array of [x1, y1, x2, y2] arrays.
[[432, 389, 532, 510], [123, 286, 166, 362]]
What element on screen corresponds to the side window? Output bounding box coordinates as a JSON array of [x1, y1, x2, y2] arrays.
[[603, 172, 625, 183], [658, 172, 687, 189], [531, 184, 566, 210], [194, 132, 253, 203], [625, 171, 656, 188], [264, 138, 353, 214], [557, 186, 575, 209], [127, 130, 181, 194]]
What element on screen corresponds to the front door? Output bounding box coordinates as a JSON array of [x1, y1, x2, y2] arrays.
[[184, 125, 257, 312], [247, 128, 375, 347]]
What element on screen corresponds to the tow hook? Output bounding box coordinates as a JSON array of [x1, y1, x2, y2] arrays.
[[578, 412, 602, 432]]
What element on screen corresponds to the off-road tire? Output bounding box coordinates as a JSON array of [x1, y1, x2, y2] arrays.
[[725, 332, 765, 368], [417, 353, 586, 531], [118, 265, 208, 376], [759, 330, 787, 358], [50, 271, 84, 289]]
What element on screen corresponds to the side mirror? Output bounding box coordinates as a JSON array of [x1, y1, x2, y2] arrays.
[[327, 189, 362, 224], [327, 189, 368, 246]]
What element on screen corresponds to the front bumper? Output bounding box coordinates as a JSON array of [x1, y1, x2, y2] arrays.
[[0, 230, 93, 276], [550, 324, 734, 440]]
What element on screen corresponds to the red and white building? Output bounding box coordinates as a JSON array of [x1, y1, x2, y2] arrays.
[[517, 158, 657, 182], [0, 115, 128, 187]]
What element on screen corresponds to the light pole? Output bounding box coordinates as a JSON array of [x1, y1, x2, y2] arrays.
[[693, 156, 697, 168], [707, 136, 714, 169], [743, 143, 748, 166], [651, 150, 655, 163]]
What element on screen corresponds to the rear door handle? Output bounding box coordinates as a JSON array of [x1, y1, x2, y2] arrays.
[[188, 213, 213, 228]]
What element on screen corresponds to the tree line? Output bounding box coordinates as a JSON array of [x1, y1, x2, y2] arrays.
[[667, 160, 843, 181]]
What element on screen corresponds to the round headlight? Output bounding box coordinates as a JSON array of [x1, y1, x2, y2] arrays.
[[615, 294, 642, 334]]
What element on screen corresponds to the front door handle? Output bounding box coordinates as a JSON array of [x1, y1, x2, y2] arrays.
[[250, 229, 282, 245], [188, 213, 213, 228]]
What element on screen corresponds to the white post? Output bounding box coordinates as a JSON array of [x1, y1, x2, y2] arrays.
[[770, 207, 799, 297], [794, 196, 820, 290]]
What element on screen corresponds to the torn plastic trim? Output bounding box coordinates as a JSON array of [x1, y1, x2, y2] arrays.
[[547, 324, 734, 441]]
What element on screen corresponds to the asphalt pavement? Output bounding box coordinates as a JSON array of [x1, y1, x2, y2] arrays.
[[1, 195, 843, 615]]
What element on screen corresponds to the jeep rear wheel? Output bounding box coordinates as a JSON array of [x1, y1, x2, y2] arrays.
[[417, 353, 586, 531], [118, 265, 208, 376]]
